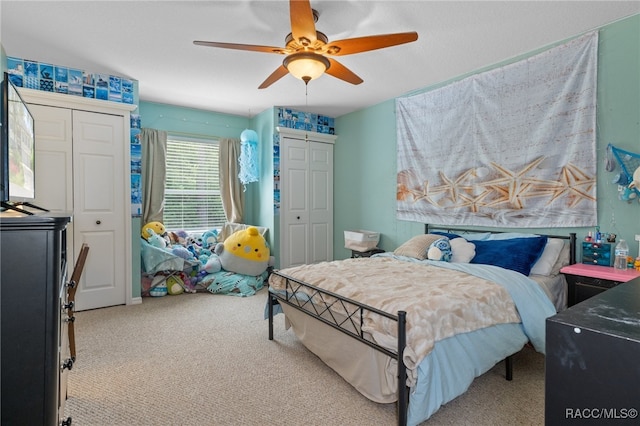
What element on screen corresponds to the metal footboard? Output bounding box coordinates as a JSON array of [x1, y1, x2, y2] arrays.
[[267, 271, 409, 426]]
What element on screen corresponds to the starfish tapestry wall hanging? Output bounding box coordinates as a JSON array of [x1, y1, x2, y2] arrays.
[[395, 31, 598, 227]]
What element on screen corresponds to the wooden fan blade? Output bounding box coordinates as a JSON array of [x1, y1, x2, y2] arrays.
[[325, 58, 363, 85], [194, 40, 286, 54], [290, 0, 317, 45], [258, 65, 290, 89], [324, 32, 418, 56]]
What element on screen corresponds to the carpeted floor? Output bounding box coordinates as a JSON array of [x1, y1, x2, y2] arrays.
[[64, 288, 544, 425]]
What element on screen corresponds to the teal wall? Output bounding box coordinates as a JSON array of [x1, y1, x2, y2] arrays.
[[246, 107, 276, 249], [1, 45, 6, 74], [138, 101, 248, 139], [334, 14, 640, 260], [131, 217, 141, 298]]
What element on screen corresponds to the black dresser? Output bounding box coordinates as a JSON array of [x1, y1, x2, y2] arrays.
[[545, 277, 640, 425], [1, 212, 72, 425]]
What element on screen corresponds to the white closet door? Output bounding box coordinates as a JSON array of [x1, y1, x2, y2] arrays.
[[30, 104, 75, 268], [30, 105, 73, 214], [72, 110, 126, 311], [279, 131, 334, 269], [280, 137, 309, 268], [309, 141, 333, 264]]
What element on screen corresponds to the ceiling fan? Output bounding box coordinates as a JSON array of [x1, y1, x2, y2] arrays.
[[193, 0, 418, 89]]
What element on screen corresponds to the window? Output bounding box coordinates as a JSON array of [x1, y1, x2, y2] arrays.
[[164, 135, 225, 231]]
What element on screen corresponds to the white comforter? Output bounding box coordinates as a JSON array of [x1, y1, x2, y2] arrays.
[[269, 254, 556, 386]]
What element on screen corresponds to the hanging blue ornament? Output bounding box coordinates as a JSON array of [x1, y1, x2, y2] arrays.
[[238, 129, 259, 188], [240, 129, 258, 143]]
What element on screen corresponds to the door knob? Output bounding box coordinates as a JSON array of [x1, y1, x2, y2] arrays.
[[297, 216, 300, 220], [61, 358, 74, 371], [96, 220, 101, 225]]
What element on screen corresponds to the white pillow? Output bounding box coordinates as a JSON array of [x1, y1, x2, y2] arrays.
[[449, 238, 476, 263], [485, 232, 538, 240], [550, 242, 570, 276], [457, 232, 492, 241], [530, 238, 565, 276]]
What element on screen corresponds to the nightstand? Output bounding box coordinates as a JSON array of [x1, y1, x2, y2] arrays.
[[560, 263, 640, 306], [351, 248, 384, 258]]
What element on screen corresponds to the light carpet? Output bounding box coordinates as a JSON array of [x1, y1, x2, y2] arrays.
[[64, 288, 544, 425]]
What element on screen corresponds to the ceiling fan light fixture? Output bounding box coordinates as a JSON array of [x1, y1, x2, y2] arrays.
[[283, 52, 330, 83], [194, 0, 417, 89]]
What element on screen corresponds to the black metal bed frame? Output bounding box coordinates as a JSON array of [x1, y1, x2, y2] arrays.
[[267, 273, 409, 425], [267, 225, 577, 426]]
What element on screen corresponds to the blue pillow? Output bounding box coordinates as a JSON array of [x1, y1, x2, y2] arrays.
[[432, 231, 461, 240], [431, 231, 492, 241], [470, 236, 548, 276]]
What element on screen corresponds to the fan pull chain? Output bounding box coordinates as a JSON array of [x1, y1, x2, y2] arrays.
[[305, 84, 309, 142]]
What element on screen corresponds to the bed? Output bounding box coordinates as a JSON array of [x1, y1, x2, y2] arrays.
[[266, 225, 576, 426]]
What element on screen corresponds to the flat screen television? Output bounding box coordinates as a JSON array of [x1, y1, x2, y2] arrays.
[[1, 72, 45, 214]]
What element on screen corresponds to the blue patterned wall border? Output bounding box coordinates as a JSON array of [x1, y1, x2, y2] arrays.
[[6, 56, 136, 104], [273, 133, 280, 215], [130, 114, 142, 216], [276, 107, 335, 135]]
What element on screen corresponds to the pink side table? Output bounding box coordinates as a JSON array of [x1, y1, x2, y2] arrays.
[[561, 263, 640, 306]]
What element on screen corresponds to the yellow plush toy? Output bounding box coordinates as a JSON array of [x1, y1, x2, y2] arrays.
[[214, 226, 272, 276], [141, 221, 166, 240]]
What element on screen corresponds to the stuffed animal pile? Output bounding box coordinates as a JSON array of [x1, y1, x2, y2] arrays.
[[141, 222, 273, 297]]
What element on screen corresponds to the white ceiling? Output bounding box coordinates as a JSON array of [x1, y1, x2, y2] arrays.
[[1, 1, 639, 118]]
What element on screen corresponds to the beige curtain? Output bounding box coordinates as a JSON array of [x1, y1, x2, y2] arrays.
[[141, 128, 167, 225], [219, 137, 243, 223]]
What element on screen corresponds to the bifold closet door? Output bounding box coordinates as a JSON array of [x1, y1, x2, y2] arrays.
[[279, 136, 333, 269], [30, 104, 74, 214], [308, 141, 333, 264], [280, 137, 309, 268], [30, 104, 76, 273], [72, 110, 126, 311]]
